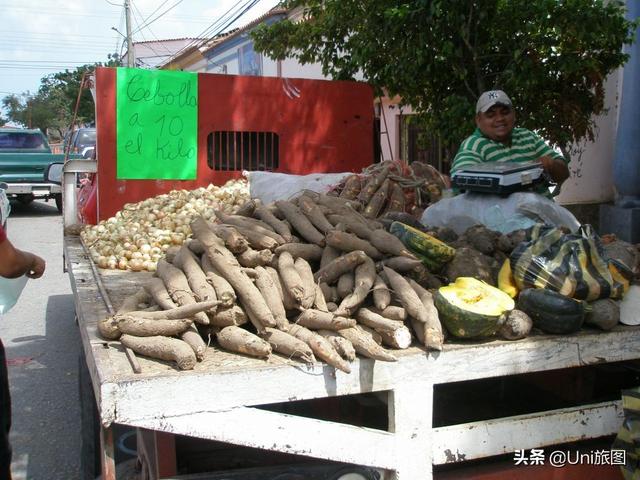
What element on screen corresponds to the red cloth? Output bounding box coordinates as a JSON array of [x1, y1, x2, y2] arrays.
[[0, 224, 5, 243]]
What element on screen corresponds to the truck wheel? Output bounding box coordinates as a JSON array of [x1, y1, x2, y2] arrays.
[[17, 194, 34, 205], [54, 193, 63, 213]]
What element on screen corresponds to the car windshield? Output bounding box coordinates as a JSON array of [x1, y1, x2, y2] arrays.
[[77, 130, 96, 144], [0, 132, 46, 150]]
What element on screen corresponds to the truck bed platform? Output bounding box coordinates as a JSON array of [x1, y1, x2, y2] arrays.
[[65, 235, 636, 479]]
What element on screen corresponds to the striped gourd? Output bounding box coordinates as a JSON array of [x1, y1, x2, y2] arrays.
[[389, 221, 455, 268]]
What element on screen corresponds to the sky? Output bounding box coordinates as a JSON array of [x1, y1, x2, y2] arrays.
[[0, 0, 280, 99]]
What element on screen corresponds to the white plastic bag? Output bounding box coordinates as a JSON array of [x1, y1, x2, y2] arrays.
[[0, 275, 28, 315], [246, 171, 353, 204], [420, 192, 580, 235]]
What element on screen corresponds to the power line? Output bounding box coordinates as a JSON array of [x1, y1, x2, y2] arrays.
[[1, 6, 122, 20], [131, 0, 172, 34], [130, 1, 165, 66], [0, 0, 263, 24], [2, 38, 114, 46], [2, 39, 115, 49], [0, 60, 103, 64], [1, 30, 124, 39], [0, 66, 102, 71], [115, 4, 126, 65], [0, 0, 276, 97], [164, 0, 262, 67], [130, 0, 187, 36], [0, 4, 213, 23], [132, 2, 165, 51], [131, 1, 195, 68], [0, 63, 107, 67]]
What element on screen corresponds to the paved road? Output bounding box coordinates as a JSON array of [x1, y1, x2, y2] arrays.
[[0, 200, 81, 480]]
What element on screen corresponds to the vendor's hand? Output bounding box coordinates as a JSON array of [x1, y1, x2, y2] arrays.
[[539, 156, 555, 173], [538, 155, 570, 184]]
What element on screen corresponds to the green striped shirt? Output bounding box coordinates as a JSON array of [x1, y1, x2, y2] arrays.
[[451, 127, 567, 175]]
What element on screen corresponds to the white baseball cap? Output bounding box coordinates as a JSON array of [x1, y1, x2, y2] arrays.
[[476, 90, 512, 113]]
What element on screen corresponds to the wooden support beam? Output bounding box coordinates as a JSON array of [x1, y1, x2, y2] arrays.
[[431, 400, 623, 464], [388, 382, 434, 479], [129, 407, 398, 470]]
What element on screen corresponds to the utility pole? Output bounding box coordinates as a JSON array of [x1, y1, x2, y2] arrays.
[[125, 0, 134, 67]]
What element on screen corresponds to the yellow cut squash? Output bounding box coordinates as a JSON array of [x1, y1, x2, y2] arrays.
[[435, 277, 514, 339]]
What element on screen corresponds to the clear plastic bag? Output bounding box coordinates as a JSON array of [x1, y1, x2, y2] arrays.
[[0, 275, 27, 315], [420, 191, 580, 235], [246, 171, 353, 205], [509, 224, 626, 301]]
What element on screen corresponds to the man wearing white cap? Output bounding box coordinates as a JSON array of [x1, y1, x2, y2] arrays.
[[451, 90, 570, 187]]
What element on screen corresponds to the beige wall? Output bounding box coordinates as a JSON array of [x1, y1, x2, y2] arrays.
[[378, 98, 416, 162], [557, 69, 622, 205], [280, 58, 324, 79]]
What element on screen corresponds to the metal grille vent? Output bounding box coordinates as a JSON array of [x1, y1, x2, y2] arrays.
[[207, 131, 280, 171]]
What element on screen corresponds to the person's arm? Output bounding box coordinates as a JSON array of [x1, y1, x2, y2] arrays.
[[0, 233, 46, 279], [531, 132, 570, 184], [539, 155, 570, 184]]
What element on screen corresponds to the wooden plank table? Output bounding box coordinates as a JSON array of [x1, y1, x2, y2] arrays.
[[64, 235, 636, 479]]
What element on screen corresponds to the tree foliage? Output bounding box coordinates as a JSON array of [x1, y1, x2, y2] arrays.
[[253, 0, 637, 153], [1, 53, 121, 137]]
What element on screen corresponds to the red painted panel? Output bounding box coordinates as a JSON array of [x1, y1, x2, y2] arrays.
[[94, 67, 373, 221], [197, 74, 374, 174]]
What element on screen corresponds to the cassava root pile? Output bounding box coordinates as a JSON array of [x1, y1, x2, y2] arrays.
[[98, 190, 448, 371], [327, 160, 448, 218]]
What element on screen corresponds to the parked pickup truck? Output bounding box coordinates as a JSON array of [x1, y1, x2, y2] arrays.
[[0, 128, 82, 212]]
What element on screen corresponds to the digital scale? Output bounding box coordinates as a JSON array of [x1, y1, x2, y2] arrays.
[[451, 160, 551, 195]]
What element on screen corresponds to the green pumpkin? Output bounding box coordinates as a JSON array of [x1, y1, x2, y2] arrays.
[[435, 277, 515, 339], [517, 288, 585, 334]]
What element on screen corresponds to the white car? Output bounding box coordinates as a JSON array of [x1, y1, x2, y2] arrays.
[[0, 182, 10, 230]]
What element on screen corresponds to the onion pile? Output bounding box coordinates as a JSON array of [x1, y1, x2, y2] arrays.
[[81, 179, 249, 271]]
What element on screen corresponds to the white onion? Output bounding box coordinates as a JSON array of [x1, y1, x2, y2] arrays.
[[83, 179, 249, 271]]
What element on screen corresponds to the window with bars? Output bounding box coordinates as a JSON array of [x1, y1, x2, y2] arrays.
[[207, 131, 280, 171], [399, 115, 450, 174]]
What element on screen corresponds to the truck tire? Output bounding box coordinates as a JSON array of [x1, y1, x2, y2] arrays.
[[17, 194, 34, 205], [55, 193, 63, 213]]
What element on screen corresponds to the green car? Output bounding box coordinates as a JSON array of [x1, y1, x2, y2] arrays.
[[0, 128, 82, 212]]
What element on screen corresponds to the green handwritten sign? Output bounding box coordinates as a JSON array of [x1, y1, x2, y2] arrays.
[[116, 68, 198, 180]]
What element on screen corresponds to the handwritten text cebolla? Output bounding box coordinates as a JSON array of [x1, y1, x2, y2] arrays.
[[125, 75, 197, 108]]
